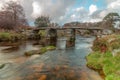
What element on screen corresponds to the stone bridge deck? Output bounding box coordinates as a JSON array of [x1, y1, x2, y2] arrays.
[[34, 26, 104, 30]]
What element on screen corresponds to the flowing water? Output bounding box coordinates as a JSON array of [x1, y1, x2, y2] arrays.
[[0, 36, 103, 80]]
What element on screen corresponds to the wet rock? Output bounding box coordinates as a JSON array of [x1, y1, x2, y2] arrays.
[[24, 50, 40, 56], [38, 75, 47, 80], [55, 66, 60, 71], [1, 46, 19, 53], [62, 65, 69, 69], [46, 46, 56, 51], [69, 70, 75, 78], [0, 64, 5, 69]]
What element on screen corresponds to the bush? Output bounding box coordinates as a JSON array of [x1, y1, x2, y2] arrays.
[[92, 38, 108, 51], [38, 30, 46, 37], [92, 34, 120, 52], [109, 39, 120, 50]]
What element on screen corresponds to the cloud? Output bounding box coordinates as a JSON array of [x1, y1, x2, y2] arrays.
[[75, 7, 84, 12], [71, 14, 76, 18], [89, 4, 98, 15], [0, 0, 120, 25], [107, 0, 120, 10], [31, 1, 42, 18], [97, 0, 120, 20]]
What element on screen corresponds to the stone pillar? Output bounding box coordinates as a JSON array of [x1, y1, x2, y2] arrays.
[[66, 29, 76, 47], [48, 29, 57, 46]]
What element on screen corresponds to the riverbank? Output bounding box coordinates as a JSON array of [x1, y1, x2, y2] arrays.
[[86, 34, 120, 80]]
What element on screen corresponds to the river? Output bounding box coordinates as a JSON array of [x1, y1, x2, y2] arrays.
[[0, 36, 103, 80]]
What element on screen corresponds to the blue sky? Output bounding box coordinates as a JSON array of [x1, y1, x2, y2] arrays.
[[1, 0, 120, 26], [74, 0, 106, 10]]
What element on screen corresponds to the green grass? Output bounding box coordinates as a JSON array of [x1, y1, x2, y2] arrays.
[[40, 47, 47, 53], [0, 32, 11, 41], [0, 32, 25, 42], [86, 51, 120, 80], [45, 46, 56, 50]]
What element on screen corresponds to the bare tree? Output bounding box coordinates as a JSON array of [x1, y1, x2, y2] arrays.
[[0, 1, 28, 30]]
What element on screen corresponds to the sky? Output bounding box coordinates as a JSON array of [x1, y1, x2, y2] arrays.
[[0, 0, 120, 26]]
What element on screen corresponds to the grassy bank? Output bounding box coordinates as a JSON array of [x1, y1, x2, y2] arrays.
[[86, 34, 120, 80], [0, 32, 26, 42]]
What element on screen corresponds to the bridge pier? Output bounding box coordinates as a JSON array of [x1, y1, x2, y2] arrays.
[[46, 29, 57, 46], [66, 29, 76, 47]]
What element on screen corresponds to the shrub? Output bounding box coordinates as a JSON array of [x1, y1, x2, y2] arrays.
[[92, 38, 108, 51], [38, 30, 46, 37], [109, 39, 120, 50]]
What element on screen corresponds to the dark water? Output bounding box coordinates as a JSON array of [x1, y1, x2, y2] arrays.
[[0, 36, 103, 80]]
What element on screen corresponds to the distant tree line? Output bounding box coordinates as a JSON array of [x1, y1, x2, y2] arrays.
[[34, 16, 59, 28], [64, 12, 120, 31], [0, 1, 28, 30]]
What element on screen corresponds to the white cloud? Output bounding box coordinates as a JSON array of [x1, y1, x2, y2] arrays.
[[99, 10, 108, 18], [31, 1, 42, 18], [59, 16, 64, 20], [71, 14, 76, 18], [0, 3, 3, 11], [75, 7, 84, 12], [107, 0, 120, 9], [89, 4, 98, 15]]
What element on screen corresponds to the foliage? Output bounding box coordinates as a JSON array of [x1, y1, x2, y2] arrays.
[[35, 16, 50, 27], [103, 13, 120, 21], [38, 30, 46, 37], [92, 34, 120, 52], [92, 38, 108, 51], [103, 12, 120, 29]]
